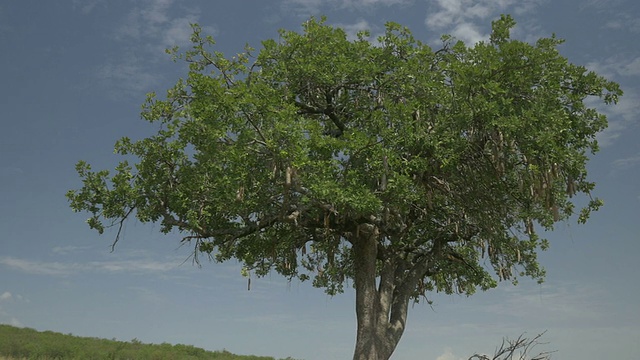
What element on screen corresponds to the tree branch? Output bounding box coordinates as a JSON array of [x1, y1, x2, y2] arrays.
[[109, 206, 136, 253], [468, 331, 555, 360], [294, 100, 345, 137]]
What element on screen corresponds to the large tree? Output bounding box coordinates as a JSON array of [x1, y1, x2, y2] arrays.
[[68, 15, 621, 360]]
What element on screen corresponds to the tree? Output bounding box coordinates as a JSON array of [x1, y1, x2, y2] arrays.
[[468, 332, 554, 360], [67, 15, 621, 360]]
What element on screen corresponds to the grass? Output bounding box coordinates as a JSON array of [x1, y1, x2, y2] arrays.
[[0, 324, 299, 360]]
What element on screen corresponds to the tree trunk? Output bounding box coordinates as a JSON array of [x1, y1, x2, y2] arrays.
[[352, 225, 411, 360]]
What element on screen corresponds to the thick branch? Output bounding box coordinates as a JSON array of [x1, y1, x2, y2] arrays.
[[294, 100, 345, 137]]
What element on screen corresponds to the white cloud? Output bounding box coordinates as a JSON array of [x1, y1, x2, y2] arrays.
[[580, 58, 640, 148], [596, 120, 624, 148], [343, 0, 410, 7], [140, 0, 173, 25], [162, 15, 201, 49], [93, 259, 178, 272], [604, 15, 640, 33], [282, 0, 324, 15], [0, 292, 27, 329], [612, 153, 640, 171], [0, 257, 182, 276], [435, 347, 465, 360], [479, 282, 610, 328], [281, 0, 410, 15], [0, 292, 28, 304], [113, 0, 204, 49], [618, 57, 640, 77], [97, 57, 162, 96], [592, 88, 640, 148], [425, 0, 463, 28], [51, 246, 92, 255], [450, 22, 485, 45], [579, 0, 625, 12], [513, 0, 548, 16], [0, 258, 75, 276], [587, 56, 640, 79], [425, 0, 545, 45], [335, 19, 374, 41], [0, 301, 24, 327], [71, 0, 106, 14], [97, 0, 214, 97], [425, 0, 517, 29], [0, 292, 12, 301], [425, 0, 503, 44]]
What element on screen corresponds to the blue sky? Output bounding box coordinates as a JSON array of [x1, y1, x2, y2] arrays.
[[1, 1, 639, 359]]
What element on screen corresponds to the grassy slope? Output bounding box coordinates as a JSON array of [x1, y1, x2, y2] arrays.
[[0, 324, 297, 360]]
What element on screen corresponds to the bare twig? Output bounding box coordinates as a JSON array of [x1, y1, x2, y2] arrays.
[[110, 206, 136, 252], [468, 331, 555, 360]]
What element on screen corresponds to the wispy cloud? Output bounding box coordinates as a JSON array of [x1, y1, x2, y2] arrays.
[[479, 282, 611, 328], [0, 258, 75, 276], [9, 317, 24, 328], [579, 0, 626, 12], [334, 19, 376, 42], [435, 347, 466, 360], [281, 0, 323, 15], [588, 89, 640, 148], [425, 0, 545, 45], [127, 286, 172, 309], [112, 0, 205, 50], [95, 0, 215, 98], [341, 0, 411, 7], [0, 257, 183, 276], [0, 166, 24, 177], [612, 153, 640, 171], [281, 0, 411, 16], [578, 1, 640, 35], [426, 0, 507, 44], [0, 292, 12, 302], [0, 291, 27, 328], [96, 57, 164, 96], [604, 15, 640, 34], [51, 245, 93, 256], [0, 291, 28, 304], [582, 57, 640, 147], [71, 0, 106, 14], [587, 56, 640, 79]]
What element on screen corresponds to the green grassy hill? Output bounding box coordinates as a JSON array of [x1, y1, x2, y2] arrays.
[[0, 324, 298, 360]]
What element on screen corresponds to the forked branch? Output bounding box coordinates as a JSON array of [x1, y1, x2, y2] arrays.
[[468, 332, 555, 360]]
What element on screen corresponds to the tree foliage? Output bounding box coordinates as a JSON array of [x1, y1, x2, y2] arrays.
[[68, 15, 621, 359]]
